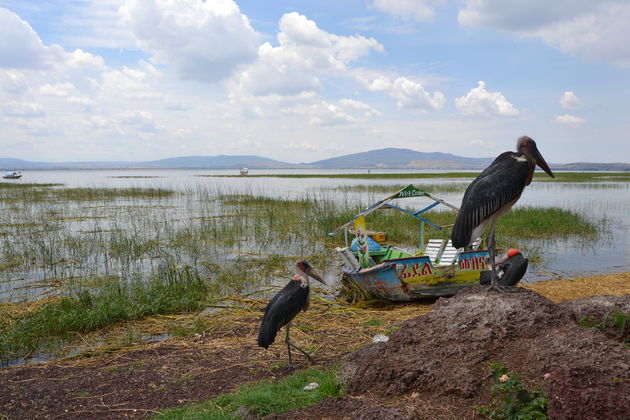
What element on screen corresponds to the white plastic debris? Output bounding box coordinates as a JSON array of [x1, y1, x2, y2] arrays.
[[373, 333, 389, 343], [303, 382, 320, 391]]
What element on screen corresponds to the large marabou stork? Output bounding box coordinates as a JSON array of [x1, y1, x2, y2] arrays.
[[451, 136, 554, 290], [258, 260, 326, 367]]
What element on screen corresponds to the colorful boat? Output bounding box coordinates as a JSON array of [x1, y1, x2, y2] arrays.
[[330, 185, 488, 300], [2, 171, 22, 179]]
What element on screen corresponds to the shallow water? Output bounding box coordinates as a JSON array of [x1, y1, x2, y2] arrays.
[[1, 169, 628, 301]]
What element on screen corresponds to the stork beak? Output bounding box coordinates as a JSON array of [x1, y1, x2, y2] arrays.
[[532, 145, 554, 179], [305, 267, 326, 285]]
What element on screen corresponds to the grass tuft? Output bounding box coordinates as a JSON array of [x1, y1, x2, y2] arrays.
[[155, 367, 343, 419]]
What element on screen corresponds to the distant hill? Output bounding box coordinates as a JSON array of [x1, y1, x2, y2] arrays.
[[144, 155, 293, 169], [310, 148, 492, 169], [1, 149, 628, 171]]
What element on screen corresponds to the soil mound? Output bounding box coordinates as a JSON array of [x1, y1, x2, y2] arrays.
[[335, 286, 630, 419]]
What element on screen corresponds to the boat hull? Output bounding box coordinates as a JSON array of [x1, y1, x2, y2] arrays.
[[347, 250, 489, 300]]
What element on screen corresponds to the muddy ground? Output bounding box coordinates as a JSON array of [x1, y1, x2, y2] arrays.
[[1, 272, 629, 420]]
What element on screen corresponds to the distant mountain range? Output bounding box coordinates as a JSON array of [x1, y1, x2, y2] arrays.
[[1, 148, 628, 171]]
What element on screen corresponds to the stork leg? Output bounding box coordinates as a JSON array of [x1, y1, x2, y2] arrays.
[[284, 322, 314, 368], [487, 219, 499, 290]]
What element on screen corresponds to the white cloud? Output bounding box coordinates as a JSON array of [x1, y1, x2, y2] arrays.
[[281, 96, 380, 126], [559, 91, 581, 109], [371, 0, 444, 22], [3, 101, 45, 117], [120, 0, 259, 83], [39, 83, 75, 97], [555, 113, 585, 127], [454, 81, 519, 117], [0, 8, 63, 69], [0, 69, 27, 93], [116, 110, 160, 132], [67, 96, 95, 105], [458, 1, 630, 67], [356, 71, 446, 112], [233, 12, 383, 97]]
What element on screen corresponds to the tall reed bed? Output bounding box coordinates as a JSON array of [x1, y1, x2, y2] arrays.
[[0, 181, 608, 363]]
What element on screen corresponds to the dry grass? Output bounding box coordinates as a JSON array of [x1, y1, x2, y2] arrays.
[[522, 271, 630, 302]]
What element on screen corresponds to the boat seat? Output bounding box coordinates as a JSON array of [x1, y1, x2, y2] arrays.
[[423, 239, 446, 264], [336, 247, 361, 271], [436, 240, 460, 266]]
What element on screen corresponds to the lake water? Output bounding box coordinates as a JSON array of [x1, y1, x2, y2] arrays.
[[1, 169, 629, 301]]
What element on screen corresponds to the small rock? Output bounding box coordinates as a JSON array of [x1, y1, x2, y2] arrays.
[[303, 382, 319, 391], [373, 334, 389, 343]]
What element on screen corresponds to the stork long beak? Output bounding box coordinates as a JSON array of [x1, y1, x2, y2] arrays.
[[305, 267, 326, 285], [532, 146, 554, 178]]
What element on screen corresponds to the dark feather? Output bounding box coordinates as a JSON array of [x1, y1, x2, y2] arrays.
[[452, 152, 531, 248], [257, 280, 309, 348]]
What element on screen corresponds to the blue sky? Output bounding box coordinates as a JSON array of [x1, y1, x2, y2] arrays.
[[1, 0, 629, 163]]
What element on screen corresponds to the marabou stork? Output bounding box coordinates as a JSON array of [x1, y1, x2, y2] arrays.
[[479, 248, 529, 287], [258, 260, 326, 367], [451, 136, 554, 290]]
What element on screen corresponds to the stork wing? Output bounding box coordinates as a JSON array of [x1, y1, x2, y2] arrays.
[[451, 152, 529, 248]]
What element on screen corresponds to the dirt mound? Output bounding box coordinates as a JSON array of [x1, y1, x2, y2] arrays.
[[558, 295, 630, 342], [336, 286, 629, 419]]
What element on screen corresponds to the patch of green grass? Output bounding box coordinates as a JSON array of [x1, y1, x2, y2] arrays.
[[155, 367, 343, 419], [0, 266, 207, 362], [498, 206, 600, 239]]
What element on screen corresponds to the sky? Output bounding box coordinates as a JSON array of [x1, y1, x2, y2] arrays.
[[1, 0, 629, 164]]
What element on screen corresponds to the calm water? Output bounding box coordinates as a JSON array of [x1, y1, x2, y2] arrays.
[[1, 169, 629, 297]]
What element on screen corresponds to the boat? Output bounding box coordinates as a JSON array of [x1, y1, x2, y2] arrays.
[[239, 167, 249, 175], [330, 184, 489, 300], [2, 171, 22, 179]]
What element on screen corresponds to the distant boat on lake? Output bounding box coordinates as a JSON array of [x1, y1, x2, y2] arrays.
[[3, 171, 22, 179], [240, 167, 248, 175]]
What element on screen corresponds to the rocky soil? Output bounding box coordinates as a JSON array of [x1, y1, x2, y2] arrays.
[[272, 287, 630, 420]]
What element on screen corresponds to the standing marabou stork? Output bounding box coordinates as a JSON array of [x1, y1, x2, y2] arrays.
[[451, 136, 554, 290], [258, 260, 326, 367]]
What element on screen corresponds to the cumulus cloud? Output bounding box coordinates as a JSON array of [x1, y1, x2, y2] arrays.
[[0, 8, 64, 69], [281, 97, 380, 126], [458, 1, 630, 67], [555, 113, 585, 127], [454, 81, 519, 117], [371, 0, 445, 22], [559, 91, 581, 109], [120, 0, 259, 82], [356, 71, 446, 112], [234, 12, 383, 97]]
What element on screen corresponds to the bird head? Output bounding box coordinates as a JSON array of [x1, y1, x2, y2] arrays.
[[517, 136, 554, 178], [507, 248, 521, 258], [296, 260, 326, 285]]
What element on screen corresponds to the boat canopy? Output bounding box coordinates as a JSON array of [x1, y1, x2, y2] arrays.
[[5, 171, 17, 176], [330, 184, 460, 249], [332, 184, 458, 233]]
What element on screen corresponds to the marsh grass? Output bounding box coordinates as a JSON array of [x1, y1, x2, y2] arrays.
[[324, 183, 469, 194], [0, 180, 609, 362], [202, 172, 630, 182], [0, 265, 207, 362], [155, 367, 343, 419]]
